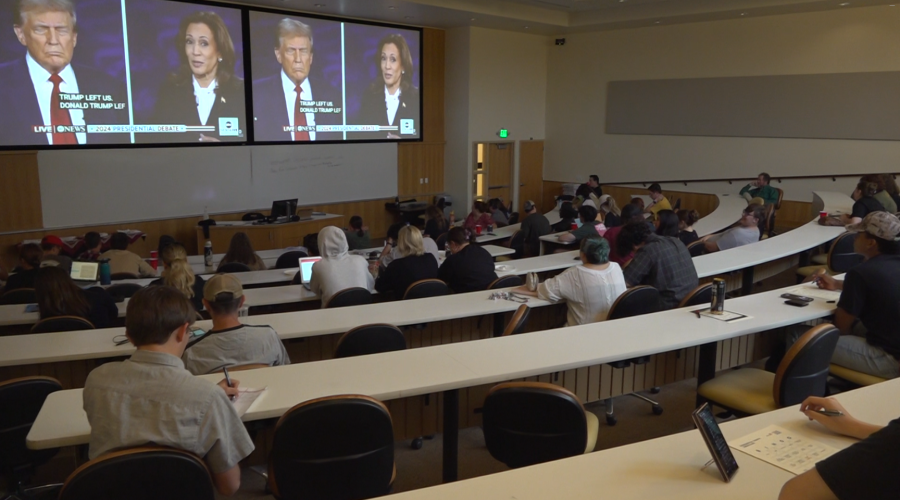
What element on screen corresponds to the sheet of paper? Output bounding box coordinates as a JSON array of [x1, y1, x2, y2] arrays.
[[788, 286, 841, 302], [696, 309, 752, 322], [729, 425, 839, 475], [232, 387, 266, 417]]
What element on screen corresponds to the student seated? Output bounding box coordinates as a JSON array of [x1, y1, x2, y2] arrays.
[[380, 222, 440, 267], [552, 202, 578, 233], [603, 203, 644, 265], [1, 243, 42, 293], [100, 232, 156, 278], [374, 226, 439, 299], [83, 286, 255, 496], [488, 198, 509, 227], [879, 173, 900, 211], [438, 227, 497, 293], [463, 201, 495, 232], [644, 183, 672, 218], [597, 195, 621, 228], [76, 232, 103, 261], [344, 215, 371, 251], [558, 205, 604, 243], [424, 205, 449, 240], [739, 172, 779, 206], [700, 205, 764, 253], [577, 174, 603, 199], [310, 226, 374, 306], [778, 396, 898, 500], [861, 174, 897, 214], [35, 267, 118, 328], [515, 237, 626, 326], [217, 232, 266, 271], [182, 274, 290, 375], [515, 200, 552, 257], [39, 235, 73, 273], [618, 221, 698, 310], [656, 209, 679, 238], [149, 243, 205, 312], [677, 210, 700, 246]]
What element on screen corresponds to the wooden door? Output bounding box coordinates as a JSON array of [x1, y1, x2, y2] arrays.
[[519, 140, 544, 212], [487, 143, 513, 207]]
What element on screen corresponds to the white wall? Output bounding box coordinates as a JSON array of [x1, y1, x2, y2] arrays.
[[444, 27, 472, 214], [545, 5, 900, 185]]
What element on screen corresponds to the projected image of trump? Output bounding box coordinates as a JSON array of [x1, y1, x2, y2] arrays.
[[0, 0, 128, 146]]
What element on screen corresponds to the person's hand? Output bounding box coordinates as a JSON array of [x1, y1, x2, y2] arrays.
[[199, 134, 221, 142], [217, 378, 240, 399], [387, 132, 401, 139], [750, 181, 759, 188], [814, 271, 838, 290], [800, 397, 858, 434]]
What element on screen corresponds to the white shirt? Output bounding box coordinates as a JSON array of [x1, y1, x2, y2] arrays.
[[385, 86, 401, 126], [281, 70, 316, 141], [192, 77, 217, 126], [26, 53, 86, 145], [537, 263, 627, 326]]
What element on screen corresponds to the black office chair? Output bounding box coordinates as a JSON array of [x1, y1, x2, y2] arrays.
[[326, 287, 373, 308], [698, 324, 839, 415], [678, 283, 713, 308], [796, 232, 862, 280], [604, 286, 663, 425], [334, 324, 406, 358], [105, 283, 142, 302], [274, 251, 308, 269], [488, 275, 523, 289], [687, 240, 706, 257], [672, 198, 681, 211], [507, 230, 525, 258], [242, 212, 267, 222], [402, 279, 451, 300], [0, 377, 62, 500], [58, 446, 215, 500], [0, 289, 37, 305], [482, 382, 598, 469], [31, 316, 95, 334], [507, 212, 520, 225], [109, 272, 139, 281], [500, 304, 531, 336], [434, 233, 448, 251], [216, 262, 252, 274], [268, 395, 395, 500]]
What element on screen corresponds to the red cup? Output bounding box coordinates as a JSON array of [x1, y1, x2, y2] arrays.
[[571, 222, 578, 230], [475, 225, 483, 235], [150, 250, 158, 258], [819, 211, 828, 222], [150, 258, 158, 270]]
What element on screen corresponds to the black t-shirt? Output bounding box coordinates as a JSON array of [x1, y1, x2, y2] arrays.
[[838, 254, 900, 359], [424, 218, 448, 239], [816, 418, 900, 500], [603, 212, 622, 228], [678, 230, 699, 247], [375, 253, 439, 298], [437, 244, 498, 294], [2, 268, 39, 293], [851, 196, 885, 220]]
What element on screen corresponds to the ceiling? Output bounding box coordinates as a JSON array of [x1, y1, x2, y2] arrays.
[[234, 0, 899, 34]]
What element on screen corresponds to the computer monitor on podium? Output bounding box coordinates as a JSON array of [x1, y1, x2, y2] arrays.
[[271, 199, 298, 219]]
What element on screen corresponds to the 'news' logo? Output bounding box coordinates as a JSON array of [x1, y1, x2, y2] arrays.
[[400, 119, 416, 135], [219, 117, 241, 137]]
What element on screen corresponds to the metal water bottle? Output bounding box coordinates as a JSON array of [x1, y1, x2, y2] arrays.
[[204, 240, 213, 268], [710, 278, 726, 315], [99, 259, 111, 285]]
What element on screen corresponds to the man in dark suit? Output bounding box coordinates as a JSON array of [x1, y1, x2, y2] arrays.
[[252, 18, 342, 142], [0, 0, 129, 147]]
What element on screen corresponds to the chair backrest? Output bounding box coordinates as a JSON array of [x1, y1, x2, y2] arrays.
[[326, 287, 374, 308], [216, 262, 252, 274], [687, 240, 706, 257], [105, 283, 143, 302], [774, 324, 840, 408], [59, 446, 215, 500], [607, 286, 661, 320], [678, 283, 713, 308], [775, 188, 784, 210], [763, 203, 776, 237], [0, 376, 62, 470], [482, 382, 589, 468], [402, 279, 451, 300], [110, 272, 139, 281], [507, 212, 520, 225], [275, 251, 309, 269], [268, 395, 395, 500], [0, 288, 36, 305], [334, 324, 406, 358], [827, 232, 864, 274], [501, 305, 531, 336], [488, 275, 523, 289], [242, 212, 266, 221], [672, 198, 682, 211], [434, 232, 448, 250], [31, 316, 95, 334]]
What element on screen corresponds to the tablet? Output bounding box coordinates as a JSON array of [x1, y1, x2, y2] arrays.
[[692, 403, 739, 482]]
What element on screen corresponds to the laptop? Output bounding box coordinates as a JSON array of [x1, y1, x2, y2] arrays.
[[298, 257, 322, 291], [70, 261, 100, 284]]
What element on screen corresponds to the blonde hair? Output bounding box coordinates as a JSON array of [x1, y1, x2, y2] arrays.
[[161, 243, 196, 299], [397, 226, 425, 258]]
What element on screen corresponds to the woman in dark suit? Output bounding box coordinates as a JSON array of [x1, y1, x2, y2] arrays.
[[146, 11, 245, 143], [356, 34, 420, 139]]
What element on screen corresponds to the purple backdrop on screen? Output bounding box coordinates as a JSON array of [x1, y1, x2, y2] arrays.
[[125, 0, 244, 123], [343, 24, 420, 122]]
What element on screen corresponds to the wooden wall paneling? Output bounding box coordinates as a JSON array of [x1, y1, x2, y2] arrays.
[[0, 152, 43, 231], [542, 180, 566, 212], [422, 28, 445, 144]]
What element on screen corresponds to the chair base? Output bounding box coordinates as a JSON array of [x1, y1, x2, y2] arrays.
[[603, 392, 663, 426]]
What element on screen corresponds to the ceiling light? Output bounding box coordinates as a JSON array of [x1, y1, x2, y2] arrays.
[[839, 2, 850, 5], [524, 26, 530, 29], [470, 17, 476, 21], [388, 5, 396, 9], [740, 12, 747, 16], [654, 20, 660, 24]]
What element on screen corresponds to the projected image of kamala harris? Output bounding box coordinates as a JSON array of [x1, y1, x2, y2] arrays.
[[146, 11, 245, 142], [356, 33, 419, 139]]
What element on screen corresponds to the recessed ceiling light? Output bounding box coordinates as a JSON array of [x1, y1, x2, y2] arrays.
[[740, 12, 747, 16], [388, 5, 396, 9], [839, 2, 850, 5], [470, 17, 476, 21], [524, 26, 530, 29], [654, 20, 660, 24]]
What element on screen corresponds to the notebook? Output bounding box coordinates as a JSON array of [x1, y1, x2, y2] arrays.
[[298, 257, 322, 290]]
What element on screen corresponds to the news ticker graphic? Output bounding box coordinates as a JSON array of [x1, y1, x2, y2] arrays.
[[32, 117, 243, 137], [286, 119, 417, 135]]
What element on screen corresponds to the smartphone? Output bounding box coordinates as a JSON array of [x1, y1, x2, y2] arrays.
[[189, 327, 206, 338], [692, 403, 739, 482], [780, 293, 813, 302], [784, 299, 810, 307]]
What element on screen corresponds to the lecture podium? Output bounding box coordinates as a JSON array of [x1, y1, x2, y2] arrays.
[[195, 214, 344, 252]]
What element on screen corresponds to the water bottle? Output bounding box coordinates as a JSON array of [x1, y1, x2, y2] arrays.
[[99, 259, 111, 285], [204, 240, 213, 269]]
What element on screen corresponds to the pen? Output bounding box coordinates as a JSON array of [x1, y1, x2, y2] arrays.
[[223, 366, 235, 401], [815, 409, 844, 417], [694, 310, 702, 319]]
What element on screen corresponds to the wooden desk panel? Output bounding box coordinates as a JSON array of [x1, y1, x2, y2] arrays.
[[195, 215, 344, 252]]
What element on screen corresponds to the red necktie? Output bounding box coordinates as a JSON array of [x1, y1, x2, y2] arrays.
[[49, 73, 76, 145], [293, 85, 310, 141]]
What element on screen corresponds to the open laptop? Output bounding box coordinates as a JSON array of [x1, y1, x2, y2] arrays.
[[70, 261, 100, 284], [298, 257, 322, 291]]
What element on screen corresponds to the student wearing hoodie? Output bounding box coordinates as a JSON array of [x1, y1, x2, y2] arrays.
[[308, 226, 374, 306]]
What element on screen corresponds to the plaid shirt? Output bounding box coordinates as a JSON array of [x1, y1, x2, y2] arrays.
[[623, 234, 698, 310]]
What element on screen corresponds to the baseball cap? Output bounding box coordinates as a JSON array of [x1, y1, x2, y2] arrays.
[[524, 200, 535, 211], [41, 235, 64, 247], [204, 273, 244, 302], [846, 211, 900, 241]]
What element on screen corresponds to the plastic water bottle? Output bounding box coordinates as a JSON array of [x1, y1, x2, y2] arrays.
[[99, 259, 111, 285], [204, 240, 213, 269]]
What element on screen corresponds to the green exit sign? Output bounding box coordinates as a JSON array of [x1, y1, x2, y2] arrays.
[[498, 129, 508, 138]]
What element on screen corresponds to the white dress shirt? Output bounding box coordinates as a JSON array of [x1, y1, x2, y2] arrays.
[[280, 71, 316, 141], [26, 53, 86, 144], [192, 77, 217, 126], [537, 263, 627, 326], [385, 86, 401, 126]]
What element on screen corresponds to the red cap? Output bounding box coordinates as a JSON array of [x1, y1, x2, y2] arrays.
[[41, 235, 64, 247]]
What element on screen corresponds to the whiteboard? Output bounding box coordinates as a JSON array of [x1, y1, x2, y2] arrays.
[[37, 143, 397, 228]]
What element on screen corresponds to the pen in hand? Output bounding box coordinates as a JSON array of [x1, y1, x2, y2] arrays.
[[223, 366, 235, 401]]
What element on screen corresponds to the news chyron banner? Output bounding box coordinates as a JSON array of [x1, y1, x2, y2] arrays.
[[0, 0, 246, 147], [248, 11, 421, 143]]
